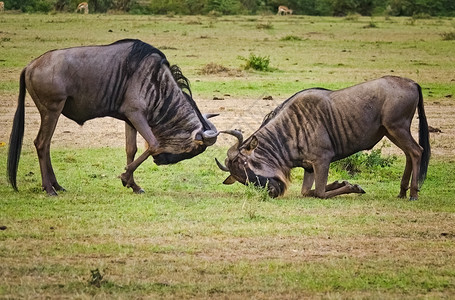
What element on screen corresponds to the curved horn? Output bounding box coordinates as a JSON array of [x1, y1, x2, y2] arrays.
[[203, 113, 219, 131], [215, 158, 230, 172], [202, 114, 219, 146], [221, 129, 243, 146], [204, 113, 219, 119], [202, 130, 220, 146]]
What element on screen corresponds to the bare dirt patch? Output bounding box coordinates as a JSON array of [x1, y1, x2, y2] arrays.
[[0, 93, 453, 158]]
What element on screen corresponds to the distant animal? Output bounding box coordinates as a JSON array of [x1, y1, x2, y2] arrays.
[[76, 2, 89, 14], [277, 5, 293, 15], [216, 76, 430, 200], [0, 2, 4, 12], [8, 39, 219, 196]]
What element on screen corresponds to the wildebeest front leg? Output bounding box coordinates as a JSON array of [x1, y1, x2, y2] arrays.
[[301, 170, 315, 196], [301, 169, 346, 197], [121, 113, 161, 193], [124, 123, 145, 194], [311, 163, 365, 198]]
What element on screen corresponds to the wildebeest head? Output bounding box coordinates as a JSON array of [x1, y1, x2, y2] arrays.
[[141, 63, 219, 165], [216, 130, 287, 198], [152, 110, 219, 165]]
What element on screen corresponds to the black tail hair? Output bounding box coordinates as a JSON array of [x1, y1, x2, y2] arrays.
[[416, 83, 430, 187], [7, 69, 26, 191]]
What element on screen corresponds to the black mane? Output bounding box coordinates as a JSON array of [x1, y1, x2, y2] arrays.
[[121, 39, 193, 97], [121, 39, 168, 77], [170, 65, 192, 97], [118, 40, 206, 129]]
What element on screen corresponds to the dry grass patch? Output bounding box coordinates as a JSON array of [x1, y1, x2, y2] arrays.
[[199, 63, 244, 77]]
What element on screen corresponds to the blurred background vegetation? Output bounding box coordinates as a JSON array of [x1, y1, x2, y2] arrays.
[[3, 0, 454, 16]]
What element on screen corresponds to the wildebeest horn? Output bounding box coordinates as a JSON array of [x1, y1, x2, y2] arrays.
[[203, 113, 219, 131], [202, 130, 219, 146], [215, 158, 230, 172], [221, 129, 243, 146], [204, 113, 219, 119], [202, 114, 219, 146]]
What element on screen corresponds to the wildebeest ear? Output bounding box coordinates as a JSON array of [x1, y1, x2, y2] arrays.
[[245, 136, 259, 152], [223, 175, 237, 185]]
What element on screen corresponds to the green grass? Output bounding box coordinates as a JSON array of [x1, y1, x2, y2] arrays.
[[1, 145, 455, 298], [0, 14, 454, 99], [1, 13, 455, 298]]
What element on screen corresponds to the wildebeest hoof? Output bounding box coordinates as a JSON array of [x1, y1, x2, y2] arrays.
[[120, 173, 129, 187], [134, 188, 145, 194], [409, 196, 418, 201], [352, 184, 365, 194], [53, 184, 66, 192], [45, 187, 58, 196]]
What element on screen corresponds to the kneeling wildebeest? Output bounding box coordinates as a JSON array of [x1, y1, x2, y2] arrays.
[[8, 39, 219, 196], [216, 76, 430, 200]]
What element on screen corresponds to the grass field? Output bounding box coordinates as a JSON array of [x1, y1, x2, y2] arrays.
[[1, 13, 455, 299]]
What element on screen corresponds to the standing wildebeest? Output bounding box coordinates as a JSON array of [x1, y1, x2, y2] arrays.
[[216, 76, 430, 200], [8, 39, 219, 196]]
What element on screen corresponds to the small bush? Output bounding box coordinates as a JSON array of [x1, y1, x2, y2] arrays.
[[256, 22, 273, 30], [363, 21, 378, 28], [412, 13, 431, 19], [345, 13, 361, 21], [199, 63, 243, 76], [200, 63, 230, 74], [130, 4, 153, 14], [441, 32, 455, 41], [239, 54, 272, 72], [243, 181, 270, 219], [332, 146, 397, 176], [280, 35, 302, 41]]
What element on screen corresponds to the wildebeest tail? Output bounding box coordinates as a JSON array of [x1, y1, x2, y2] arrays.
[[7, 69, 26, 191], [416, 83, 430, 187]]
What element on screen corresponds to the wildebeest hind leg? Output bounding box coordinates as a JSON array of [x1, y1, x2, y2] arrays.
[[124, 123, 144, 193], [386, 129, 422, 200], [397, 155, 412, 198], [34, 109, 65, 196]]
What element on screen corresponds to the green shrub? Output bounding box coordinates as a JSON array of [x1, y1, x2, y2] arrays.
[[239, 53, 272, 72], [363, 21, 378, 28], [207, 0, 244, 15], [345, 12, 361, 21], [243, 181, 270, 219], [4, 0, 455, 15], [280, 35, 302, 41], [332, 146, 397, 176]]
